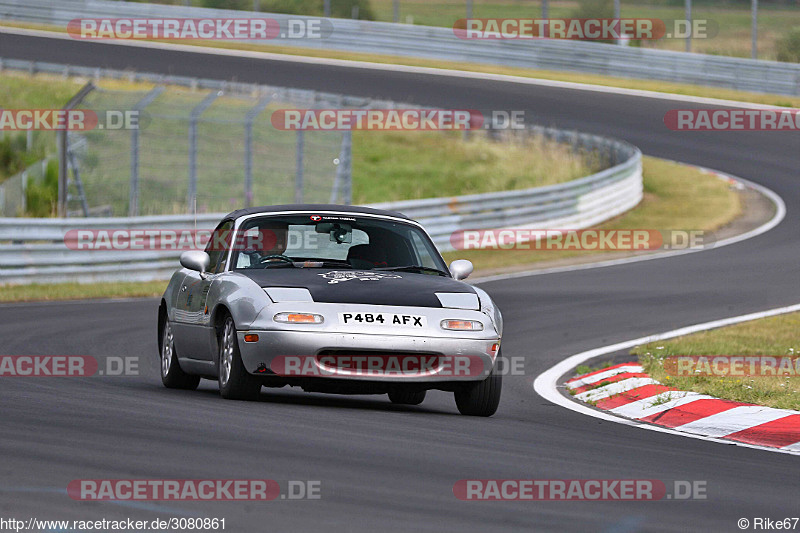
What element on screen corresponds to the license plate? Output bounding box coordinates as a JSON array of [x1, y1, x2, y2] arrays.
[[338, 312, 427, 328]]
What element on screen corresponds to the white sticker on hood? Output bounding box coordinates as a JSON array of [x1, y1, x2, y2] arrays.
[[319, 271, 402, 285]]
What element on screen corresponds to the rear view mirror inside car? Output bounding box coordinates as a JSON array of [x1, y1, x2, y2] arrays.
[[315, 222, 352, 244]]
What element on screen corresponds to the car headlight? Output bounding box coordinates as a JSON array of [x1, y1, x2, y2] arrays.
[[440, 319, 483, 331], [274, 312, 324, 324]]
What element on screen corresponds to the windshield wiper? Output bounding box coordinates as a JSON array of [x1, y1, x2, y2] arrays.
[[376, 265, 450, 277], [313, 260, 354, 268], [285, 260, 354, 269]]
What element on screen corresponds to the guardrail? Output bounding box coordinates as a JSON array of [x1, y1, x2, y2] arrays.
[[0, 127, 641, 284], [1, 0, 799, 96]]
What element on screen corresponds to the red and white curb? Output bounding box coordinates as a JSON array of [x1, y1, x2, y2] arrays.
[[567, 362, 800, 452]]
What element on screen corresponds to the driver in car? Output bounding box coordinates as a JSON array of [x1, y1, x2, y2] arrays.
[[239, 223, 290, 267]]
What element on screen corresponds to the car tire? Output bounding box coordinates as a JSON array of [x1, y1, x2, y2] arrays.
[[218, 315, 261, 401], [454, 358, 502, 417], [388, 389, 426, 405], [160, 320, 200, 390]]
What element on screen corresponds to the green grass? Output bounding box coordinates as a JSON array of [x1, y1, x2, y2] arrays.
[[0, 74, 80, 109], [646, 392, 681, 407], [0, 75, 81, 182], [575, 361, 614, 376], [352, 130, 596, 203], [0, 281, 168, 302], [632, 312, 800, 410], [443, 156, 742, 271]]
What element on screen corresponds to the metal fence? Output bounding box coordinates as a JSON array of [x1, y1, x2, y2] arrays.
[[65, 83, 354, 217], [60, 86, 362, 220], [0, 127, 641, 284], [0, 56, 389, 217], [2, 0, 800, 96]]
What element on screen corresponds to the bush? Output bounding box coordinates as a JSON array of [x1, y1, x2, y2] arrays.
[[777, 27, 800, 63], [0, 134, 29, 179], [24, 159, 59, 217], [0, 133, 46, 181]]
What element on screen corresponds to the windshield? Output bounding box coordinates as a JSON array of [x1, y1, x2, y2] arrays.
[[230, 214, 448, 274]]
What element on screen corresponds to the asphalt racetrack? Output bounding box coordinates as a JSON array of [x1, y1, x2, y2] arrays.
[[1, 31, 798, 532]]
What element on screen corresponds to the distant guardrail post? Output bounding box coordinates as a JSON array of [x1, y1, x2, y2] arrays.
[[57, 131, 66, 217], [331, 130, 352, 204], [20, 169, 27, 214], [188, 90, 221, 214], [294, 130, 305, 203], [342, 130, 352, 205], [128, 86, 164, 216], [66, 147, 89, 217], [751, 0, 758, 60], [685, 0, 692, 53]]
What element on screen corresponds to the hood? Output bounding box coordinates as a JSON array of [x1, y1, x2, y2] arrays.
[[236, 268, 476, 308]]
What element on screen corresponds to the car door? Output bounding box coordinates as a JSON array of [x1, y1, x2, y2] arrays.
[[172, 219, 233, 362]]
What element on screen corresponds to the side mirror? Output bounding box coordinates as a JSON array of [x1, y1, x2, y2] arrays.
[[449, 259, 474, 281], [180, 251, 211, 279]]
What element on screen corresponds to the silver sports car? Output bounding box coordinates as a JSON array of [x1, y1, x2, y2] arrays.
[[158, 204, 503, 416]]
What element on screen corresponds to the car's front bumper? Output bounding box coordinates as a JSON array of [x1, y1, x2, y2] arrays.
[[237, 302, 500, 382]]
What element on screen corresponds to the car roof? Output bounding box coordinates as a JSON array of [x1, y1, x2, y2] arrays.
[[225, 204, 411, 221]]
